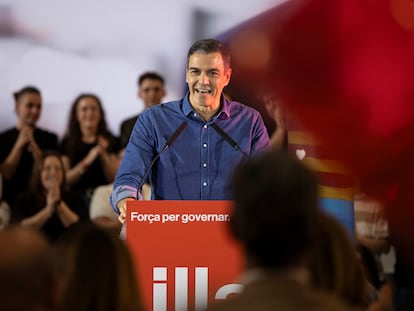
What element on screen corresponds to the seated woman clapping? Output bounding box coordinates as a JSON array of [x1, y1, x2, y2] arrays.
[[12, 150, 89, 242]]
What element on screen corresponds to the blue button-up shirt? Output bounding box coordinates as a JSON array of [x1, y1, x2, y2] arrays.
[[111, 92, 270, 209]]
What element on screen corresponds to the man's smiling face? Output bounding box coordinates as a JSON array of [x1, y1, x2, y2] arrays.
[[186, 51, 232, 121]]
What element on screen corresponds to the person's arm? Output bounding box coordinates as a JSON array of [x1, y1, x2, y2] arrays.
[[1, 127, 32, 179], [269, 105, 287, 150], [98, 150, 118, 182], [55, 200, 79, 227], [20, 202, 55, 229], [27, 130, 43, 165], [97, 135, 119, 182], [62, 146, 100, 186]]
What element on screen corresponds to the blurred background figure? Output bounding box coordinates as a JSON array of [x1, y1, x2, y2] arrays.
[[309, 211, 375, 308], [0, 226, 56, 311], [0, 173, 11, 230], [11, 150, 88, 242], [206, 151, 357, 311], [354, 192, 391, 286], [53, 222, 144, 311], [0, 86, 59, 207], [259, 89, 287, 151], [60, 94, 120, 206], [119, 71, 166, 148]]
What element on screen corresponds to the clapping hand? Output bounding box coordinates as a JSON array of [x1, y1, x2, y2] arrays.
[[15, 126, 34, 149], [46, 178, 61, 209]]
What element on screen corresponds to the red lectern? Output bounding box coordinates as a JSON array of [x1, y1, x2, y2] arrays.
[[126, 200, 243, 311]]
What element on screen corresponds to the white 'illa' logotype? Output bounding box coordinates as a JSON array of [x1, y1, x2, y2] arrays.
[[153, 267, 243, 311]]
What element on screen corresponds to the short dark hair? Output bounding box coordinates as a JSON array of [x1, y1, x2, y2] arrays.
[[187, 39, 231, 69], [230, 151, 319, 268], [137, 72, 165, 86], [13, 86, 41, 102]]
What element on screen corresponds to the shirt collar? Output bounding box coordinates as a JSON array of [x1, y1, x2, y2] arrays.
[[182, 91, 231, 120]]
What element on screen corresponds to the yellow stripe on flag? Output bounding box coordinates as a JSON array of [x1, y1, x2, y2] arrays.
[[302, 157, 351, 174], [288, 131, 320, 145], [319, 185, 354, 200]]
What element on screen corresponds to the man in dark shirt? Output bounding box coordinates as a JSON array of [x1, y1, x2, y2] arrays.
[[119, 71, 166, 148]]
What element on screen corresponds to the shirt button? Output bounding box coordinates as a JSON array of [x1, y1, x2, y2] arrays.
[[203, 182, 207, 186], [203, 163, 207, 167], [193, 113, 197, 117], [204, 125, 208, 128], [203, 143, 207, 148]]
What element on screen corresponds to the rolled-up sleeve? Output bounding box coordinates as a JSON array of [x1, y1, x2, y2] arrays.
[[110, 185, 138, 213]]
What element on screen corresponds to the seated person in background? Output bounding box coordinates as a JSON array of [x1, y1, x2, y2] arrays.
[[90, 148, 150, 234], [206, 151, 358, 311], [60, 93, 120, 205], [309, 211, 375, 308], [0, 86, 58, 206], [90, 182, 150, 234], [90, 183, 121, 234], [0, 226, 55, 311], [120, 71, 166, 148], [53, 222, 144, 311], [354, 192, 391, 284], [12, 150, 89, 242]]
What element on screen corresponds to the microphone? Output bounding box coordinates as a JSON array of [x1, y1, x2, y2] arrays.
[[135, 121, 188, 200], [211, 122, 249, 158]]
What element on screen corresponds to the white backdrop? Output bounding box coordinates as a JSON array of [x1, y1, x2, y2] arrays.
[[0, 0, 282, 138]]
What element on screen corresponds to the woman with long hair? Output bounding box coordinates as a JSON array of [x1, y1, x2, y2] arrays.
[[53, 222, 144, 311], [60, 94, 120, 204], [12, 150, 88, 242]]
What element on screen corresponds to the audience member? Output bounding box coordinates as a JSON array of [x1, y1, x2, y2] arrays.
[[205, 151, 357, 311], [309, 211, 375, 308], [260, 89, 287, 150], [53, 222, 144, 311], [112, 38, 270, 222], [89, 148, 150, 234], [354, 192, 391, 284], [0, 86, 59, 206], [60, 93, 120, 205], [119, 71, 166, 148], [12, 150, 88, 242], [90, 183, 150, 234], [0, 226, 56, 311]]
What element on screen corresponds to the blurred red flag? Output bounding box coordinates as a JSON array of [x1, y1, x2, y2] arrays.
[[268, 0, 414, 253]]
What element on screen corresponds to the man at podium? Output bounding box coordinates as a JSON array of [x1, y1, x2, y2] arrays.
[[111, 38, 270, 223]]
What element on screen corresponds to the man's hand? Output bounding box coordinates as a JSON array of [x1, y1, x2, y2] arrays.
[[117, 198, 135, 224]]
